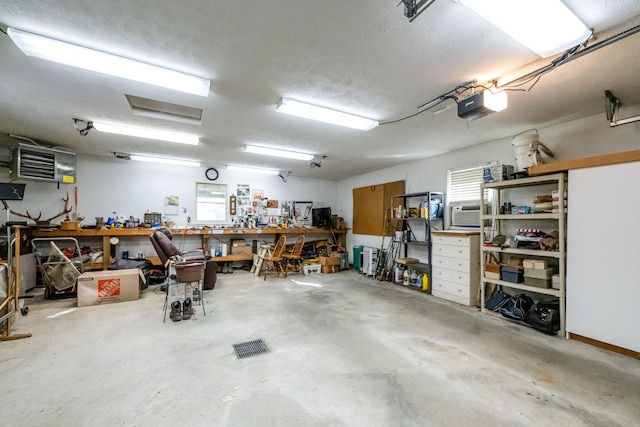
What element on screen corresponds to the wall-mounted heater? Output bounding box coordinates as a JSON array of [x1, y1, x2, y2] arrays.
[[10, 144, 77, 183]]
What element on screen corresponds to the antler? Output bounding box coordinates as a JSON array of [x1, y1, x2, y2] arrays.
[[2, 193, 72, 224], [1, 200, 42, 222], [42, 193, 73, 223]]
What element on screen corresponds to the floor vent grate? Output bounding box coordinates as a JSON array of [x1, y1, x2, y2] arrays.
[[233, 339, 269, 359]]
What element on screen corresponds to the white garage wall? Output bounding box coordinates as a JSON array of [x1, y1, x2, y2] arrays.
[[336, 112, 640, 262], [1, 156, 338, 227], [2, 111, 637, 259]]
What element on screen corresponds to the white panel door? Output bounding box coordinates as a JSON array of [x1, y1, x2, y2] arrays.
[[567, 161, 640, 352]]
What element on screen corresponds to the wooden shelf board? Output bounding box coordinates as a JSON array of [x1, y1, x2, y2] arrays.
[[481, 278, 563, 297], [212, 254, 254, 262], [481, 246, 564, 258], [528, 149, 640, 176]]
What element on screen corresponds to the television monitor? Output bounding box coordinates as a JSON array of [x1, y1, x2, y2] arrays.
[[312, 207, 332, 228], [0, 183, 26, 200]]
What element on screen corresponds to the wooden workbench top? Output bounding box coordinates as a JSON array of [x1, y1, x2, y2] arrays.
[[31, 226, 346, 237]]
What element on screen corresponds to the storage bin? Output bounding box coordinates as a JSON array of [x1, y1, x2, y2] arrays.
[[524, 277, 551, 288], [501, 266, 523, 283], [485, 263, 501, 274], [523, 259, 548, 269], [485, 271, 500, 280], [524, 267, 553, 279], [303, 264, 321, 275]]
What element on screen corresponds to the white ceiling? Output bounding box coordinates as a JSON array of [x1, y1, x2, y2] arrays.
[[0, 1, 639, 180]]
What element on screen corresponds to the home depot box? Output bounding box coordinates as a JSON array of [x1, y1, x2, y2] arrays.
[[77, 268, 144, 307]]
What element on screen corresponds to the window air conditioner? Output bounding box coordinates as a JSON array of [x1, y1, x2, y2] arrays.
[[451, 205, 480, 227], [10, 144, 77, 183]]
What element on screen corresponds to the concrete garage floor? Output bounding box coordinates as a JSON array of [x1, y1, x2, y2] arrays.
[[2, 270, 639, 427]]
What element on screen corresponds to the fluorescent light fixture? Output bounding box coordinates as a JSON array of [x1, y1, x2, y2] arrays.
[[7, 27, 210, 96], [226, 165, 280, 175], [460, 0, 591, 58], [92, 121, 199, 145], [276, 98, 378, 131], [244, 145, 314, 161], [129, 155, 200, 167]]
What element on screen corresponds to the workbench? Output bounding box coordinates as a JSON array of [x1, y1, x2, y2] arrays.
[[30, 226, 346, 269]]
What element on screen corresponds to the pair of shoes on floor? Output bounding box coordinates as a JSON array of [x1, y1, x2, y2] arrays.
[[221, 264, 234, 274], [169, 298, 195, 322]]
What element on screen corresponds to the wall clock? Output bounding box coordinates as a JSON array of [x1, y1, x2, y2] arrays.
[[205, 167, 219, 181]]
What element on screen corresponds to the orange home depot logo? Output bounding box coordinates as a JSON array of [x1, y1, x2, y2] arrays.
[[98, 278, 121, 298]]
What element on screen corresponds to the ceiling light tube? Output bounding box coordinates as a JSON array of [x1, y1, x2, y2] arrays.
[[129, 155, 200, 167], [226, 165, 280, 175], [92, 121, 199, 145], [7, 27, 210, 96], [459, 0, 591, 58], [244, 145, 314, 161], [276, 98, 378, 131]]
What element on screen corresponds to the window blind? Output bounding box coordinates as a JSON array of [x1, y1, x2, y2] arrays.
[[448, 166, 484, 204]]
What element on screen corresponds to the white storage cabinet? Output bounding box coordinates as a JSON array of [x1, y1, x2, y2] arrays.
[[431, 231, 480, 306]]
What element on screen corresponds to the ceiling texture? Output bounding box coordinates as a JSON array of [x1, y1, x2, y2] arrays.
[[0, 1, 639, 180]]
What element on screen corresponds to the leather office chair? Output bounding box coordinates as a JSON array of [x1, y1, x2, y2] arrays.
[[150, 228, 217, 289]]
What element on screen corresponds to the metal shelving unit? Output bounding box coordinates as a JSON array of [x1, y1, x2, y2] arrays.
[[480, 173, 567, 335], [390, 191, 444, 288]]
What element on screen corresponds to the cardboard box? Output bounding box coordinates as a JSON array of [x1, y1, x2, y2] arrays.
[[331, 216, 345, 229], [483, 164, 514, 183], [396, 257, 419, 265], [319, 255, 341, 273], [77, 268, 144, 307], [231, 245, 252, 255], [319, 256, 341, 266], [231, 239, 246, 247], [321, 264, 339, 274]]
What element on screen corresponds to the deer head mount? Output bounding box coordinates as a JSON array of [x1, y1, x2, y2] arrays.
[[2, 192, 73, 225]]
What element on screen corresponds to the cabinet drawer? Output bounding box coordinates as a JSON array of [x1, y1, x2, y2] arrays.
[[432, 290, 471, 306], [433, 235, 470, 247], [432, 280, 473, 306], [432, 255, 469, 273], [432, 267, 469, 286], [433, 244, 470, 260]]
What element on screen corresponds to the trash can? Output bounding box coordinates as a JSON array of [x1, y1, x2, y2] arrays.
[[352, 245, 363, 271]]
